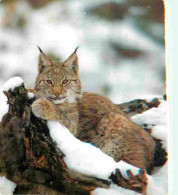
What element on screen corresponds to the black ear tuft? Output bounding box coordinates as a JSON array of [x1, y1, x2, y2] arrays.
[[74, 46, 79, 54], [64, 49, 79, 74], [38, 46, 52, 69], [37, 46, 44, 53]]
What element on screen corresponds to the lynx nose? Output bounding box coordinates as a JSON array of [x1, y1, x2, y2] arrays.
[[52, 87, 61, 97]]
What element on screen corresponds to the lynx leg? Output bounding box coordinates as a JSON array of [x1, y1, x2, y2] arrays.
[[32, 98, 58, 121], [92, 112, 147, 169]]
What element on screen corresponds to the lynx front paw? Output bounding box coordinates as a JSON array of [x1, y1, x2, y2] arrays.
[[32, 98, 57, 120]]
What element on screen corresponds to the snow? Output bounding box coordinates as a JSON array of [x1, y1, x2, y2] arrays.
[[131, 100, 168, 151], [0, 88, 8, 123], [48, 121, 139, 180], [131, 100, 167, 126], [147, 163, 168, 195], [3, 77, 24, 92], [93, 184, 139, 195], [28, 92, 35, 99], [0, 176, 16, 195], [130, 100, 168, 194], [151, 125, 167, 152]]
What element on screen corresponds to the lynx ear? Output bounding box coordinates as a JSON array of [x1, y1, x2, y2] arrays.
[[63, 47, 79, 74], [38, 46, 52, 72]]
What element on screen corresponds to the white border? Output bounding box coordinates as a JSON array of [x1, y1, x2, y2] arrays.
[[165, 0, 178, 194]]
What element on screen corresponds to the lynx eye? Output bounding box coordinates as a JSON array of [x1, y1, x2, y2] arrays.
[[62, 79, 69, 85], [46, 80, 53, 85]]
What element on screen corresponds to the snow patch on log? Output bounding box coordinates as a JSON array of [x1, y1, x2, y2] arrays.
[[131, 100, 167, 126], [3, 77, 24, 92], [0, 176, 16, 195], [151, 125, 167, 152], [48, 120, 140, 180], [131, 100, 167, 151], [27, 92, 35, 99]]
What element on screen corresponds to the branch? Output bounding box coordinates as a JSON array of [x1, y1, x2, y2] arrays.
[[118, 97, 161, 117]]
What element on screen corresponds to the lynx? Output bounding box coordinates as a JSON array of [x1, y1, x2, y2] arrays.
[[31, 47, 155, 170], [31, 47, 81, 137]]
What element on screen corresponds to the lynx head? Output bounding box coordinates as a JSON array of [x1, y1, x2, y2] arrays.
[[34, 47, 82, 104]]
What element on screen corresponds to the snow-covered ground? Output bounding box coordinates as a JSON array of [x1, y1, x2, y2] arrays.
[[0, 176, 16, 195], [0, 77, 167, 195]]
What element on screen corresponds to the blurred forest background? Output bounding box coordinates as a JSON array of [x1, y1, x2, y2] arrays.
[[0, 0, 165, 103]]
